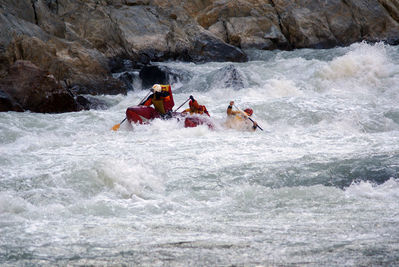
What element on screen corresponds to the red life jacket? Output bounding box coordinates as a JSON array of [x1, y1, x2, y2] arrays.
[[187, 100, 210, 116]]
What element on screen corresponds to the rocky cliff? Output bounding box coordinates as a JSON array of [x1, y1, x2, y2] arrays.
[[0, 0, 398, 112]]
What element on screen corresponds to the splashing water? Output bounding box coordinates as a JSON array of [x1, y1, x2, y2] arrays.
[[1, 42, 399, 266]]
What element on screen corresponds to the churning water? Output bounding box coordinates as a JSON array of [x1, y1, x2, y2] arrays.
[[1, 42, 399, 266]]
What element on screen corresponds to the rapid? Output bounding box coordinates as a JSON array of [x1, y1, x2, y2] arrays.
[[1, 42, 399, 266]]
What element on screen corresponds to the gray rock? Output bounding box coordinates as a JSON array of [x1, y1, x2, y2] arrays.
[[196, 0, 399, 49], [0, 0, 36, 23], [273, 0, 399, 48], [1, 0, 399, 113], [211, 64, 246, 90], [197, 0, 288, 49]]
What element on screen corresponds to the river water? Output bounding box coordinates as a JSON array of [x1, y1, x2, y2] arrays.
[[1, 42, 399, 266]]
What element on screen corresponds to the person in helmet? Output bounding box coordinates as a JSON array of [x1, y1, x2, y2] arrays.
[[140, 84, 173, 118], [226, 101, 258, 131], [182, 95, 210, 116]]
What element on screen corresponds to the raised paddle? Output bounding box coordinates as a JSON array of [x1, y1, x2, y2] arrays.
[[111, 90, 152, 131], [234, 104, 264, 131], [174, 97, 191, 112]]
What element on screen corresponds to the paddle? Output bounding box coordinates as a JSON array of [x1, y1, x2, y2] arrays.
[[111, 118, 126, 131], [111, 90, 152, 131], [174, 97, 190, 112], [233, 104, 264, 131]]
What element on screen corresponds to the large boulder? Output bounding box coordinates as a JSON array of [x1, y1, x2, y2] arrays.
[[195, 0, 289, 50], [139, 66, 169, 89], [1, 0, 399, 114], [139, 65, 193, 89], [0, 0, 36, 24], [108, 3, 247, 62], [187, 30, 248, 62], [0, 0, 247, 97], [186, 0, 399, 49], [379, 0, 399, 22], [4, 35, 127, 95], [0, 60, 80, 113], [273, 0, 399, 48]]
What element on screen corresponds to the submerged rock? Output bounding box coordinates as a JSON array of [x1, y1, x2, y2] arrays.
[[211, 64, 246, 90], [76, 95, 109, 110], [117, 72, 135, 92]]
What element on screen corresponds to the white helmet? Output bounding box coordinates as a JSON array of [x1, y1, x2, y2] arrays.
[[152, 84, 162, 93]]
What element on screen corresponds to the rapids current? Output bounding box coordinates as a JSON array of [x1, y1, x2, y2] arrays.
[[1, 42, 399, 266]]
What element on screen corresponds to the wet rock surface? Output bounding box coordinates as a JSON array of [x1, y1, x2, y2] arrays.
[[211, 64, 246, 90]]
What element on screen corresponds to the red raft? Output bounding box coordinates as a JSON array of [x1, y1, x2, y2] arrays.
[[125, 106, 214, 129], [183, 114, 214, 129], [126, 106, 160, 124]]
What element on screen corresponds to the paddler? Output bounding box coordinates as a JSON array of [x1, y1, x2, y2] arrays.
[[226, 101, 258, 131], [140, 84, 173, 119], [182, 95, 210, 116]]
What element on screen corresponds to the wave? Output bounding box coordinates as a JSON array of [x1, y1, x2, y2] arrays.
[[345, 178, 399, 201]]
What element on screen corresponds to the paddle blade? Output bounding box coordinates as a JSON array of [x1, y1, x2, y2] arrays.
[[111, 117, 127, 131], [111, 123, 121, 131]]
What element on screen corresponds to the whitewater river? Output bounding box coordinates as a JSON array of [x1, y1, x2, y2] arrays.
[[1, 42, 399, 266]]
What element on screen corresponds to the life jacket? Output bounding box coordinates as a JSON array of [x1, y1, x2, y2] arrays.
[[199, 105, 210, 116], [186, 100, 210, 116], [151, 84, 174, 115]]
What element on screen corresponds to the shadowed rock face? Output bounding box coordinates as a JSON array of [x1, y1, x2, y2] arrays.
[[0, 60, 80, 113], [0, 89, 23, 112], [0, 0, 398, 112], [139, 65, 193, 90], [139, 66, 169, 89]]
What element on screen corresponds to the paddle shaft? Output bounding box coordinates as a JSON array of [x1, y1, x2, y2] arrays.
[[247, 116, 263, 131], [233, 104, 263, 131], [174, 97, 190, 112], [138, 90, 152, 105]]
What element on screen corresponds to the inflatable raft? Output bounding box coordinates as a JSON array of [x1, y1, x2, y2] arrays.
[[125, 106, 214, 129]]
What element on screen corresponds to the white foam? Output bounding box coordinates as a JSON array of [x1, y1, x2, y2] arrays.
[[95, 158, 165, 199], [0, 192, 32, 214], [319, 42, 392, 86], [345, 178, 399, 200], [265, 78, 303, 98], [2, 44, 399, 266]]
